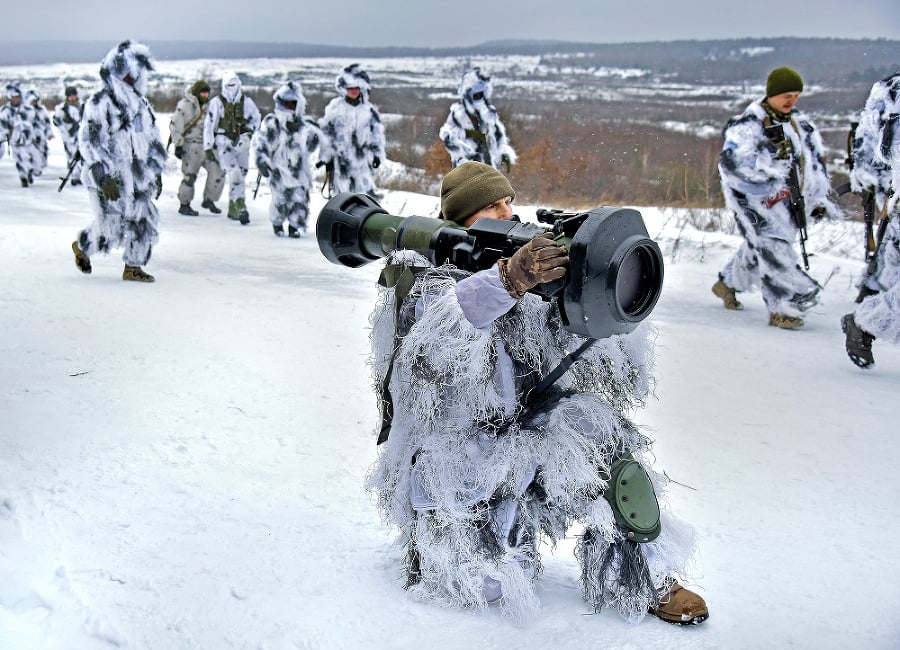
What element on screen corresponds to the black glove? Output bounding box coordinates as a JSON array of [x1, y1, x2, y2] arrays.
[[501, 154, 512, 173], [497, 235, 569, 299], [811, 206, 827, 221], [205, 149, 217, 163], [285, 119, 301, 133], [155, 175, 163, 200], [258, 161, 271, 178], [174, 145, 184, 160], [372, 156, 381, 169]]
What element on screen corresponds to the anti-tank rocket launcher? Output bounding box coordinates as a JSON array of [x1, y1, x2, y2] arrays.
[[316, 192, 664, 341]]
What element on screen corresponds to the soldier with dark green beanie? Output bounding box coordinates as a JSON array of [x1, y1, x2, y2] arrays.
[[712, 65, 840, 328], [170, 78, 225, 216], [366, 162, 710, 625]]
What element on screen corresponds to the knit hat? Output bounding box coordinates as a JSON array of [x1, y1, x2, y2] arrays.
[[64, 86, 78, 97], [440, 162, 515, 224], [766, 67, 804, 97], [190, 80, 210, 95]]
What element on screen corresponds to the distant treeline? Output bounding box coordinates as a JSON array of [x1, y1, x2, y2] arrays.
[[2, 37, 898, 86]]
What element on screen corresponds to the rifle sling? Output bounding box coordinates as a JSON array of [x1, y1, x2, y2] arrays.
[[375, 264, 428, 445]]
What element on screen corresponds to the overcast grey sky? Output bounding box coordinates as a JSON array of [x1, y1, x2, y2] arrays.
[[9, 0, 899, 47]]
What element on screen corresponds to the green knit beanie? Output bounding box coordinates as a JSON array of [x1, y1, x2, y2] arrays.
[[190, 79, 211, 98], [766, 67, 803, 97], [440, 162, 515, 224]]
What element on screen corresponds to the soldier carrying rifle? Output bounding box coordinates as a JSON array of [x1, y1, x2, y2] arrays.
[[711, 66, 841, 329], [841, 70, 900, 369]]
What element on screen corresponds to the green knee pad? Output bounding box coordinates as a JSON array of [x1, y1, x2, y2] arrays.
[[602, 452, 661, 543]]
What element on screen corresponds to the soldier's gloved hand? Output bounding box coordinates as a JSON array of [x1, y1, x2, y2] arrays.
[[258, 161, 271, 178], [372, 156, 381, 169], [465, 128, 487, 144], [497, 234, 569, 299], [174, 145, 184, 160], [811, 205, 827, 221], [91, 164, 120, 201], [205, 149, 217, 163], [501, 154, 512, 173], [155, 175, 163, 200]]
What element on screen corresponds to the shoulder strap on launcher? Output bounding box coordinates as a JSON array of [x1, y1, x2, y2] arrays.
[[375, 264, 428, 445]]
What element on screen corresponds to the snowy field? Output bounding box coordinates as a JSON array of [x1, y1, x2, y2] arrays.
[[1, 130, 899, 650]]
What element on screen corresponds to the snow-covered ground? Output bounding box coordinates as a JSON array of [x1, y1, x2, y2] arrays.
[[1, 132, 899, 650]]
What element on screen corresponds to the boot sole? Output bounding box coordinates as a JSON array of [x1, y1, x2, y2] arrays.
[[650, 610, 710, 626]]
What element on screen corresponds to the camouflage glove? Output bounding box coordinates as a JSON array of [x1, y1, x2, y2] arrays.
[[205, 149, 217, 163], [497, 234, 569, 299], [465, 128, 487, 144], [257, 161, 271, 178], [174, 145, 184, 160], [91, 164, 120, 201]]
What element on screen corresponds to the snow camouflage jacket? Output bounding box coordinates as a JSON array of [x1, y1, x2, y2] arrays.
[[77, 41, 167, 262], [719, 99, 839, 242], [366, 252, 696, 622], [318, 64, 385, 195], [0, 95, 36, 149], [52, 98, 83, 141], [203, 72, 261, 152], [850, 72, 900, 210], [252, 83, 324, 192], [440, 68, 517, 170], [170, 89, 208, 147], [26, 91, 53, 143]]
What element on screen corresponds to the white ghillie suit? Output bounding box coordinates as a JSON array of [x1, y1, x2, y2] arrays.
[[367, 253, 696, 622], [252, 81, 324, 234], [717, 99, 840, 317], [25, 90, 52, 175], [319, 64, 385, 195], [76, 40, 167, 266], [439, 68, 517, 170], [851, 71, 900, 343], [170, 81, 225, 208], [0, 83, 39, 185], [203, 71, 261, 208], [52, 88, 84, 184]]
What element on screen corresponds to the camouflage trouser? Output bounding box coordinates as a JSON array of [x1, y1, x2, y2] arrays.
[[268, 180, 312, 230], [10, 142, 39, 182], [856, 217, 900, 342], [214, 136, 249, 201], [721, 236, 819, 317], [79, 188, 159, 267], [178, 140, 225, 205]]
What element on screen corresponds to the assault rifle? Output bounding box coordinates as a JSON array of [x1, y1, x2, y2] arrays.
[[252, 172, 262, 200], [57, 150, 82, 192], [765, 122, 810, 269]]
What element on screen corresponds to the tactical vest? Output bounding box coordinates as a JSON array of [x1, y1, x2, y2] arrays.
[[218, 96, 246, 142]]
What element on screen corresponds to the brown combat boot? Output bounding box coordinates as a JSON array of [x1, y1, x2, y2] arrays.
[[123, 265, 155, 283], [72, 241, 91, 274], [768, 312, 803, 329], [649, 580, 709, 626], [711, 279, 742, 310]]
